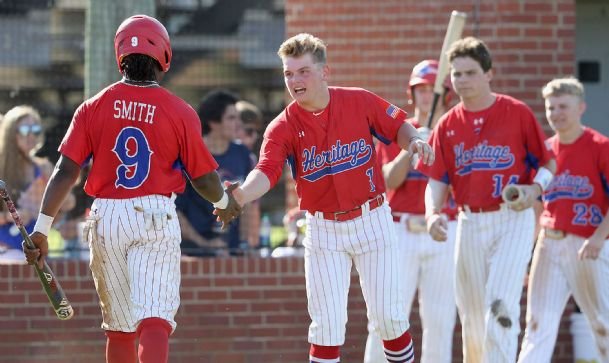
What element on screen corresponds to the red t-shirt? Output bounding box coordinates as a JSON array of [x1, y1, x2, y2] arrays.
[[418, 94, 552, 208], [60, 82, 218, 198], [540, 128, 609, 238], [256, 87, 406, 213]]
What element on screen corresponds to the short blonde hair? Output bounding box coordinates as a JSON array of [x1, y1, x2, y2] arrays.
[[542, 77, 585, 101], [277, 33, 327, 64]]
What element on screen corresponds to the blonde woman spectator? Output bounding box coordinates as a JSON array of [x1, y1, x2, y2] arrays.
[[0, 106, 73, 260]]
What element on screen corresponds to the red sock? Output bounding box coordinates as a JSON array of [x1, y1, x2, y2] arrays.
[[105, 330, 136, 363], [309, 344, 340, 362], [382, 330, 414, 363], [137, 317, 172, 363]]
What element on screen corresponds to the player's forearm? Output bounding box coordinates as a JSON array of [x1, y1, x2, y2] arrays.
[[40, 156, 81, 218], [190, 171, 224, 204], [591, 209, 609, 241], [239, 169, 271, 205], [382, 150, 411, 189], [425, 178, 449, 217], [396, 122, 421, 151]]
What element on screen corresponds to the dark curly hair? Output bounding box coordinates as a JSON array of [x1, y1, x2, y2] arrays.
[[120, 54, 161, 82]]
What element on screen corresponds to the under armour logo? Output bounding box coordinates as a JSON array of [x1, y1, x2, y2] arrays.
[[473, 118, 484, 126], [298, 131, 305, 137], [446, 130, 455, 137]]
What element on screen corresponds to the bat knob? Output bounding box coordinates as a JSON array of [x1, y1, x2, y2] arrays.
[[502, 184, 525, 204]]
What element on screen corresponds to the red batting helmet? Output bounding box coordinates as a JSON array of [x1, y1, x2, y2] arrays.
[[114, 15, 172, 73], [409, 59, 440, 88], [408, 59, 452, 104]]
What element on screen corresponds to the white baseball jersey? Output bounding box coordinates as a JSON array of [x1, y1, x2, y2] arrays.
[[87, 195, 181, 332]]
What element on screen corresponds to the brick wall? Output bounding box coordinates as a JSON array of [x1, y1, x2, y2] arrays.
[[1, 257, 575, 362], [285, 0, 575, 125]]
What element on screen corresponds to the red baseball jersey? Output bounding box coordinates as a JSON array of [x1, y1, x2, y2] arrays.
[[418, 94, 552, 208], [377, 118, 457, 217], [60, 82, 218, 198], [540, 127, 609, 238], [256, 87, 406, 213]]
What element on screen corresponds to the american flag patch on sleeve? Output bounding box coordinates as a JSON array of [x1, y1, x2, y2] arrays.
[[386, 104, 400, 119]]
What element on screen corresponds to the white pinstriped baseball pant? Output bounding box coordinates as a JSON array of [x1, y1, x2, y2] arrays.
[[456, 205, 535, 363], [364, 218, 457, 363], [518, 233, 609, 363], [304, 202, 410, 346], [87, 195, 181, 333]]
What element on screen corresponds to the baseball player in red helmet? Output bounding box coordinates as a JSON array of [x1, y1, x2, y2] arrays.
[[220, 33, 434, 363], [517, 77, 609, 363], [417, 37, 556, 363], [22, 14, 240, 363], [364, 59, 458, 363]]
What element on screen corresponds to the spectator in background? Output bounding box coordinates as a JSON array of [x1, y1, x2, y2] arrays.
[[235, 100, 264, 249], [0, 106, 74, 261], [236, 100, 264, 153], [176, 90, 258, 256]]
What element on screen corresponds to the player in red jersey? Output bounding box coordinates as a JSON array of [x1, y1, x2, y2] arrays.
[[222, 33, 433, 363], [364, 59, 457, 363], [518, 77, 609, 363], [22, 15, 240, 363], [418, 37, 556, 363]]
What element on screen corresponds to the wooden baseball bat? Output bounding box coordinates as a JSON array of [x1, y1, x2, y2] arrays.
[[425, 10, 467, 129], [502, 184, 526, 205], [0, 180, 74, 320]]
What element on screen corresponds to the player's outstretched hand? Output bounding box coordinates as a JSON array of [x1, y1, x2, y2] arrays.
[[578, 236, 605, 260], [225, 180, 246, 206], [426, 213, 448, 242], [409, 137, 435, 166], [503, 184, 540, 211], [213, 182, 243, 230], [22, 231, 48, 269]]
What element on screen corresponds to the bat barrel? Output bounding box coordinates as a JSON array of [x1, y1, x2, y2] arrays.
[[0, 180, 74, 320]]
